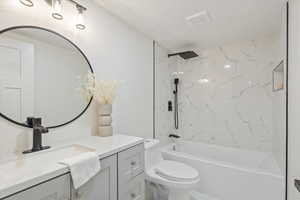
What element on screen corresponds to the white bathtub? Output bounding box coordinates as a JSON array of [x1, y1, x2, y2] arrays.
[[161, 140, 285, 200]]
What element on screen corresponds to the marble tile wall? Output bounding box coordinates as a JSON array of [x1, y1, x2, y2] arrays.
[[167, 35, 283, 152]]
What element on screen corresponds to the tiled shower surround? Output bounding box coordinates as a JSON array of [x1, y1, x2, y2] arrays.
[[168, 35, 283, 152]]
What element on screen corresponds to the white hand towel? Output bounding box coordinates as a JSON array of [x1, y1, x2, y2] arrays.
[[58, 152, 101, 189]]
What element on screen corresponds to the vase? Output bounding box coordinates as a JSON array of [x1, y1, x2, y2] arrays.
[[98, 104, 113, 137]]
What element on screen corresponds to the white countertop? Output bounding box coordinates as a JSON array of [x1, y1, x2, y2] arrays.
[[0, 135, 144, 199]]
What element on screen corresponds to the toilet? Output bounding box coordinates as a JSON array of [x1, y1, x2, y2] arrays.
[[144, 139, 200, 200]]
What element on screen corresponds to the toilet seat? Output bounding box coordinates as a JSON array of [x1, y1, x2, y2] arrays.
[[154, 160, 199, 182], [146, 160, 200, 189], [145, 140, 200, 200]]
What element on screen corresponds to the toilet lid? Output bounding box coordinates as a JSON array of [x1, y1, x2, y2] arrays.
[[154, 160, 199, 182]]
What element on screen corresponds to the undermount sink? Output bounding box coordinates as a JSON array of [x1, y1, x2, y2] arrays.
[[0, 144, 95, 182], [19, 144, 96, 164], [29, 144, 95, 159]]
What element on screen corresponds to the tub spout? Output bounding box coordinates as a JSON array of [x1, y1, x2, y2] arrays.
[[169, 134, 181, 139]]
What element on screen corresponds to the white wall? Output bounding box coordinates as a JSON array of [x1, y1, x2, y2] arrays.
[[0, 0, 153, 161]]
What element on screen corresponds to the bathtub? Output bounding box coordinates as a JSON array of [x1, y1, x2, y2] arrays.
[[161, 140, 285, 200]]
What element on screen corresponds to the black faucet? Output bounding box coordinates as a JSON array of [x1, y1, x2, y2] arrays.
[[23, 117, 50, 154]]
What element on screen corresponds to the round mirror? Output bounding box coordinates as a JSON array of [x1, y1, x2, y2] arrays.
[[0, 26, 93, 128]]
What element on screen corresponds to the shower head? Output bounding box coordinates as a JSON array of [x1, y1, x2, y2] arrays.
[[168, 51, 199, 60]]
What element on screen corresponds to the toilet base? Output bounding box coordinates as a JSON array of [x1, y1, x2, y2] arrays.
[[168, 188, 190, 200]]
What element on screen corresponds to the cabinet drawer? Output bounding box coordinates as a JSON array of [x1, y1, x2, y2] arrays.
[[118, 144, 144, 183], [4, 174, 71, 200], [119, 173, 145, 200]]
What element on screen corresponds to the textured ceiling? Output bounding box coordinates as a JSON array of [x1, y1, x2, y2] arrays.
[[93, 0, 285, 51]]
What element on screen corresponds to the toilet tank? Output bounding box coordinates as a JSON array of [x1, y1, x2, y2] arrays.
[[144, 139, 163, 170]]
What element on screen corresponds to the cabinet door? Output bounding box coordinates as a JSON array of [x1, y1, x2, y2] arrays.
[[4, 174, 71, 200], [72, 155, 117, 200], [119, 174, 145, 200]]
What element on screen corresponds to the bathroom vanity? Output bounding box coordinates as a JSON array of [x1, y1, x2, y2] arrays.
[[0, 135, 145, 200]]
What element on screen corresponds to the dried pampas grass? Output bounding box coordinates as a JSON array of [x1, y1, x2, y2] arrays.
[[94, 80, 118, 104], [80, 72, 118, 104]]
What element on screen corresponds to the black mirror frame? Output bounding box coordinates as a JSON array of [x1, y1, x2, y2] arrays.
[[0, 25, 94, 129]]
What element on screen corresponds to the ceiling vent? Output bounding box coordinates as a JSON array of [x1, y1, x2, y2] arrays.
[[186, 10, 212, 26]]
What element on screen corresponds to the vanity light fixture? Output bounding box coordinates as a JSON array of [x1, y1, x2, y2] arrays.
[[20, 0, 88, 30], [52, 0, 63, 20], [49, 0, 87, 30], [75, 5, 86, 30], [19, 0, 34, 7]]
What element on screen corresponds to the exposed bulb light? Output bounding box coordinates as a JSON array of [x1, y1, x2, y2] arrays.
[[76, 5, 86, 30], [52, 0, 63, 20], [43, 0, 87, 29], [19, 0, 34, 7]]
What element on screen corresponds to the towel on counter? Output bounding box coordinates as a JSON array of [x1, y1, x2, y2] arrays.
[[58, 152, 101, 189]]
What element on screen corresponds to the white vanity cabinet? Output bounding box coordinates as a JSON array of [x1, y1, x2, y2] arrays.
[[3, 174, 71, 200], [71, 154, 117, 200], [118, 144, 145, 200], [71, 144, 145, 200]]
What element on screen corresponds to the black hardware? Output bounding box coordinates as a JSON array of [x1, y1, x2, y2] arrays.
[[174, 78, 179, 85], [168, 51, 199, 60], [168, 101, 173, 111], [295, 179, 300, 192], [0, 26, 94, 129], [23, 117, 50, 154], [173, 78, 179, 129], [169, 134, 181, 139]]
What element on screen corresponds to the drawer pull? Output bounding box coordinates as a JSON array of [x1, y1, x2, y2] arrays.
[[131, 193, 136, 199], [131, 161, 136, 166]]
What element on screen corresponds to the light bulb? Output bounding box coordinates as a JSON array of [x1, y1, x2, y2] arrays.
[[52, 0, 63, 20], [76, 5, 86, 30], [19, 0, 34, 7]]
